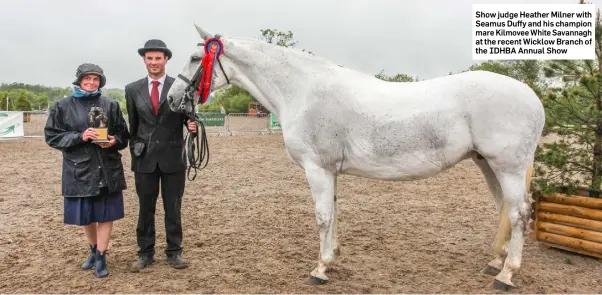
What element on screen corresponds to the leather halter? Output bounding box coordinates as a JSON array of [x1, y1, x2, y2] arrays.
[[177, 34, 230, 106]]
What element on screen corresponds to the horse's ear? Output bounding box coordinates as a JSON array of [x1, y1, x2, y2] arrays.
[[194, 23, 213, 40]]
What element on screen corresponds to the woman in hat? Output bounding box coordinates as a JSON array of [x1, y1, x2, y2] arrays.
[[44, 63, 130, 278]]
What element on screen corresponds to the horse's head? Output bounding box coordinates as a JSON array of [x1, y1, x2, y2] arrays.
[[167, 24, 232, 115]]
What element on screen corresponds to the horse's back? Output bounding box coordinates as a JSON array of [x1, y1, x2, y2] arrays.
[[371, 70, 545, 140]]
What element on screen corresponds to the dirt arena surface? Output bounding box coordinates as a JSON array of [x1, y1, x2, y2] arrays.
[[1, 115, 602, 293]]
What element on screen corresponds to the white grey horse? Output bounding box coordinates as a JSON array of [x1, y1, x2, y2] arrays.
[[167, 24, 545, 290]]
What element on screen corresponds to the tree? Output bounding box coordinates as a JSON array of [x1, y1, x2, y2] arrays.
[[259, 29, 298, 48], [0, 82, 71, 104], [469, 60, 513, 77], [14, 92, 32, 111], [259, 28, 314, 55], [468, 60, 547, 97], [36, 93, 49, 110], [532, 3, 602, 196], [374, 69, 416, 82], [0, 91, 8, 111], [198, 85, 254, 113], [104, 90, 127, 115]]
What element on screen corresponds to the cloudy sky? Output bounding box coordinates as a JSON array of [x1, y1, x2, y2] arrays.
[[1, 0, 600, 90]]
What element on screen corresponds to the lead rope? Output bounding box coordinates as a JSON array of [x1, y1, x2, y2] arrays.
[[186, 112, 209, 181], [183, 35, 228, 181]]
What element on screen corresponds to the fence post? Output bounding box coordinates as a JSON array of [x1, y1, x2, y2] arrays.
[[226, 113, 232, 136]]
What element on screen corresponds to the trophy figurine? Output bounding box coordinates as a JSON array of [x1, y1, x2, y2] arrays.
[[88, 106, 109, 143]]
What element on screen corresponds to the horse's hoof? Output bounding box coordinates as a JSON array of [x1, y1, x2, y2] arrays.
[[482, 265, 501, 276], [305, 276, 327, 285], [492, 279, 515, 291]]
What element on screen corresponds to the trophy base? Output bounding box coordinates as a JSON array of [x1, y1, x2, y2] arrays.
[[91, 128, 109, 143]]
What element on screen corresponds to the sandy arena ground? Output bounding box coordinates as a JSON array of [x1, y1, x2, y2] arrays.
[[1, 115, 602, 293]]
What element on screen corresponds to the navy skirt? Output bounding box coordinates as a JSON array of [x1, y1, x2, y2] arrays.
[[64, 187, 125, 226]]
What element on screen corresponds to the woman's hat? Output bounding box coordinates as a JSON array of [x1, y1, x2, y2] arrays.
[[73, 63, 106, 88], [138, 39, 172, 60]]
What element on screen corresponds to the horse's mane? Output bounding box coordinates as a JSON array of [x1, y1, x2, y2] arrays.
[[223, 35, 387, 83], [227, 36, 340, 69]]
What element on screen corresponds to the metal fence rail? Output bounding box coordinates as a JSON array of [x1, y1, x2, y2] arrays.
[[226, 113, 270, 135], [1, 111, 282, 141], [22, 111, 47, 138]]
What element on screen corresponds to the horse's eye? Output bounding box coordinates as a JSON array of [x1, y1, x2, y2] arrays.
[[191, 56, 201, 62]]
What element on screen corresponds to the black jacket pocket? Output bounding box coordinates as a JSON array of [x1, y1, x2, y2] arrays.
[[133, 141, 146, 157]]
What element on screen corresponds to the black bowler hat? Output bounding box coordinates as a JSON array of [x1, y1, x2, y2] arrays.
[[137, 39, 172, 59]]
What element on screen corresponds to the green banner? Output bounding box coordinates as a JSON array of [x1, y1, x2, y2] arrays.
[[270, 113, 281, 130], [196, 112, 226, 127]]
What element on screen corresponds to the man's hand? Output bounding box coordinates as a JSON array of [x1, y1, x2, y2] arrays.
[[97, 135, 116, 149], [82, 128, 98, 141], [187, 120, 197, 134]]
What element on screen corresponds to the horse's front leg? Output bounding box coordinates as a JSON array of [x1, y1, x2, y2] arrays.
[[303, 161, 337, 285], [332, 177, 340, 258]]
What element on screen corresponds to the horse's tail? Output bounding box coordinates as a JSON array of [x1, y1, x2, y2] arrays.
[[492, 162, 534, 256]]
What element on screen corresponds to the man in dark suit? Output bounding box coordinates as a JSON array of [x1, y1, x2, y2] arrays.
[[125, 39, 196, 271]]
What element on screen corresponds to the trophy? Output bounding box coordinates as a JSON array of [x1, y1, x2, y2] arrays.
[[88, 106, 109, 143]]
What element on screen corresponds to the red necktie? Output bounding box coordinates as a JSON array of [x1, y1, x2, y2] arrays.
[[151, 80, 160, 116]]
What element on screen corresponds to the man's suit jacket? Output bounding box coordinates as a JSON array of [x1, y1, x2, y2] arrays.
[[125, 75, 188, 174]]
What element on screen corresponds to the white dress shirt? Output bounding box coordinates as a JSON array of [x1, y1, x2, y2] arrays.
[[147, 74, 167, 101]]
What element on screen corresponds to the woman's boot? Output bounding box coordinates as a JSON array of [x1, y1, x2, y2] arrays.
[[81, 244, 96, 270], [94, 250, 109, 278]]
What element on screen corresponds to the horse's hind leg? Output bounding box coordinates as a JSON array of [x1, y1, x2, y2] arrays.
[[489, 168, 531, 290], [472, 155, 507, 276]]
